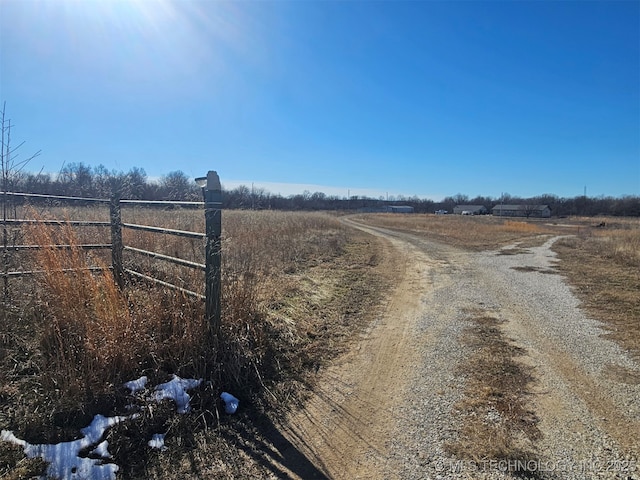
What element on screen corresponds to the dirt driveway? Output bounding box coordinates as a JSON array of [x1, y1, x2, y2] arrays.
[[272, 218, 640, 479]]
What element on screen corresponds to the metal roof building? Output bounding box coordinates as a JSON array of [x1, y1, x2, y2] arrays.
[[453, 205, 488, 215], [492, 204, 551, 218]]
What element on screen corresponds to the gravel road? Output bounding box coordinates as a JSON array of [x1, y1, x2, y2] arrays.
[[274, 220, 640, 480]]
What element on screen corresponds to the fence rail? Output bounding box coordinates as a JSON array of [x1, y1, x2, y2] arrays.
[[5, 266, 111, 277], [8, 244, 111, 251], [2, 171, 222, 337], [3, 219, 111, 227], [121, 199, 204, 207], [122, 222, 206, 239], [124, 246, 206, 270], [1, 191, 110, 203], [125, 269, 206, 300]]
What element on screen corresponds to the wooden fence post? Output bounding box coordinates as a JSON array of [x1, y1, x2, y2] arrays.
[[203, 171, 222, 342], [110, 192, 125, 289]]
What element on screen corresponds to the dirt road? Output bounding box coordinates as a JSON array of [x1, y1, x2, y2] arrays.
[[273, 219, 640, 479]]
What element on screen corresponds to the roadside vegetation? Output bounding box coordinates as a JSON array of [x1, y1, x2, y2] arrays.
[[0, 206, 386, 478], [353, 213, 555, 250], [553, 219, 640, 361]]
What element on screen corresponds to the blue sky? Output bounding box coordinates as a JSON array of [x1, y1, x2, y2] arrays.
[[1, 0, 638, 200]]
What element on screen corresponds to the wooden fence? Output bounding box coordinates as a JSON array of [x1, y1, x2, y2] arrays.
[[0, 170, 222, 333]]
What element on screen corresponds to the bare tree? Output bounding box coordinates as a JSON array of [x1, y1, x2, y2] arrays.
[[160, 170, 194, 200], [1, 102, 41, 305]]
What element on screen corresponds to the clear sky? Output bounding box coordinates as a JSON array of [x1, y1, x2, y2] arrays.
[[1, 0, 638, 200]]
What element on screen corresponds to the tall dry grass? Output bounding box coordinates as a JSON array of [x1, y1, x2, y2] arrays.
[[502, 220, 543, 234], [12, 207, 348, 409], [23, 212, 208, 401], [587, 227, 640, 268], [2, 205, 381, 479]]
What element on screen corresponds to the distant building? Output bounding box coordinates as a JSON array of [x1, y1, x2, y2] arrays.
[[492, 204, 551, 218], [453, 205, 488, 215], [357, 205, 415, 213], [387, 205, 414, 213]]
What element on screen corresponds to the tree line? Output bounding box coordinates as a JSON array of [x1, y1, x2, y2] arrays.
[[4, 162, 640, 217]]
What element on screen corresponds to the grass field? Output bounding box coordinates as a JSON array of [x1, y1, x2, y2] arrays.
[[553, 222, 640, 362], [0, 206, 387, 478], [1, 209, 638, 478]]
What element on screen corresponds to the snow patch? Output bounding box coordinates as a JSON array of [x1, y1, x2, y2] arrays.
[[123, 375, 148, 393], [91, 440, 112, 459], [153, 375, 202, 414], [2, 414, 130, 480], [148, 433, 167, 451], [220, 391, 239, 414], [1, 375, 202, 480]]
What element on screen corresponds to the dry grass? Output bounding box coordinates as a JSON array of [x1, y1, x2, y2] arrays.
[[502, 220, 544, 234], [20, 210, 208, 390], [446, 314, 541, 475], [353, 213, 553, 250], [0, 443, 47, 480], [552, 220, 640, 360], [0, 207, 385, 479]]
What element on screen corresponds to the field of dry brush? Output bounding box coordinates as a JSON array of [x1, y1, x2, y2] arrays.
[[1, 209, 638, 478], [0, 207, 386, 478]]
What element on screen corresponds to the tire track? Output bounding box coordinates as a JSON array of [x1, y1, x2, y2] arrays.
[[273, 221, 640, 479]]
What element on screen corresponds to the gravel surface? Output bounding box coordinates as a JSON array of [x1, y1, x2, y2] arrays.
[[388, 235, 640, 480], [276, 225, 639, 480]]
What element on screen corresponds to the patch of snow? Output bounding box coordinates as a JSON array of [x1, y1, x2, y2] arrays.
[[2, 414, 129, 480], [148, 433, 167, 451], [91, 440, 111, 458], [1, 375, 203, 479], [220, 391, 239, 414], [123, 375, 148, 393], [1, 430, 27, 447], [153, 375, 202, 414], [80, 414, 130, 444]]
